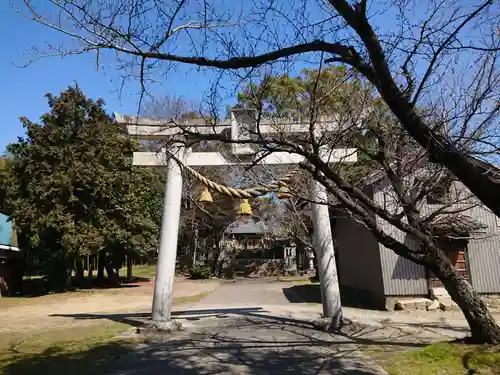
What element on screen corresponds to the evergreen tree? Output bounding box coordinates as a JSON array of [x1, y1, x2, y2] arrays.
[[5, 87, 160, 291]]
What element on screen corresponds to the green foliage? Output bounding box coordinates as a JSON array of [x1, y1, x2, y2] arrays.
[[189, 263, 213, 279], [236, 66, 388, 184], [0, 157, 13, 214], [237, 65, 363, 117], [5, 86, 161, 290]]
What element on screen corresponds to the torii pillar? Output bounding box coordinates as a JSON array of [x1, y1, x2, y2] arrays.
[[150, 143, 185, 329], [311, 180, 342, 330]]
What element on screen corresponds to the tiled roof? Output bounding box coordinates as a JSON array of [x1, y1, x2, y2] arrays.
[[225, 220, 267, 234]]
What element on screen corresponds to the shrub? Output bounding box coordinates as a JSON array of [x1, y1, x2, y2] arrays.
[[189, 263, 213, 279]]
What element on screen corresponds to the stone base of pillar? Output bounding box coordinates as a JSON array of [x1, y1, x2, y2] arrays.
[[312, 316, 367, 335], [137, 319, 183, 334], [312, 314, 344, 333]]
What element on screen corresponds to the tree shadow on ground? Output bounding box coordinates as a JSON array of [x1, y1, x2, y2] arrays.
[[0, 334, 380, 375], [282, 284, 379, 310], [50, 307, 429, 349], [5, 310, 396, 375], [394, 321, 470, 334], [13, 276, 149, 298], [282, 284, 322, 304], [39, 305, 486, 375], [2, 313, 486, 375], [1, 340, 134, 375], [118, 276, 152, 284]]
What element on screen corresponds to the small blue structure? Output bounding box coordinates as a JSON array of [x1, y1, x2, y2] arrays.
[[0, 213, 22, 296], [0, 213, 16, 247]]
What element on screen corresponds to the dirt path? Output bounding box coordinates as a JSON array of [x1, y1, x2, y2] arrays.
[[0, 278, 220, 334], [2, 277, 499, 341]]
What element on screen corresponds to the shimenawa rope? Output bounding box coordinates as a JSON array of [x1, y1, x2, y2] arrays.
[[164, 149, 298, 199]]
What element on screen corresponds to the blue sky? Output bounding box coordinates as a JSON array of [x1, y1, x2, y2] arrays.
[[0, 4, 113, 151], [0, 4, 135, 152], [0, 0, 386, 153], [0, 2, 217, 154], [0, 0, 489, 155]]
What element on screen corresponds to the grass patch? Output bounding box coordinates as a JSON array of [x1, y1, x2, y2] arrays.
[[0, 264, 157, 309], [0, 292, 89, 309], [120, 264, 157, 278], [0, 323, 138, 375], [0, 289, 209, 311], [173, 291, 210, 305], [0, 290, 211, 375], [369, 342, 500, 375], [0, 288, 122, 309], [277, 276, 312, 283], [0, 278, 210, 311]]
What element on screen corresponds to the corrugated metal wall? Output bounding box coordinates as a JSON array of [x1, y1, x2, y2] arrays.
[[332, 210, 385, 296], [374, 184, 428, 295], [375, 215, 428, 295], [374, 180, 500, 295], [459, 198, 500, 293]]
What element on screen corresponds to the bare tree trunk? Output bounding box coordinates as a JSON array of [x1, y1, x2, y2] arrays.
[[328, 2, 500, 219], [87, 257, 94, 286], [105, 262, 120, 287], [431, 252, 500, 344], [193, 227, 199, 267], [213, 246, 226, 276], [97, 251, 105, 286], [213, 232, 229, 276], [126, 255, 133, 282], [382, 93, 500, 219], [74, 258, 85, 287]]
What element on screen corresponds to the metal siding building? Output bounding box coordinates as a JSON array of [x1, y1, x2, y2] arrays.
[[333, 174, 500, 306], [465, 204, 500, 293], [370, 180, 500, 296], [373, 187, 428, 296], [332, 207, 385, 307]]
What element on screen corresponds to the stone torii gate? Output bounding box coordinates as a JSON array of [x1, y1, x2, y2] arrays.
[[116, 109, 357, 330]]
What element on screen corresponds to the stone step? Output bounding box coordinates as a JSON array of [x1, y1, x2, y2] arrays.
[[429, 287, 461, 311], [438, 298, 460, 311], [430, 287, 449, 300], [394, 298, 434, 311]]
